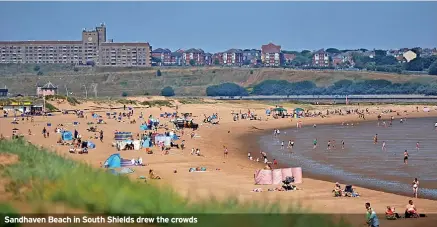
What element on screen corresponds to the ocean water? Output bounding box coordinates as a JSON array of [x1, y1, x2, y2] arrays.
[[259, 117, 437, 199]]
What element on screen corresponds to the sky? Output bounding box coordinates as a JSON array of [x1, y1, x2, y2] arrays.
[[0, 1, 436, 53]]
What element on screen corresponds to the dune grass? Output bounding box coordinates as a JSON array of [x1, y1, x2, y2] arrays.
[[0, 139, 350, 227]]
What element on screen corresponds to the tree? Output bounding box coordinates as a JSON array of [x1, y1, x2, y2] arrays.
[[161, 86, 175, 97], [206, 83, 248, 96], [326, 48, 341, 54], [214, 59, 221, 65], [189, 59, 196, 66], [429, 60, 437, 75], [422, 56, 437, 69], [374, 50, 387, 56], [33, 65, 40, 72], [404, 57, 424, 71], [156, 69, 162, 77], [152, 57, 161, 63]]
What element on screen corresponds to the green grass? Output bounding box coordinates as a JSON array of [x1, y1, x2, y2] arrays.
[[140, 100, 174, 107], [45, 95, 81, 106], [177, 98, 208, 105], [44, 103, 58, 112], [0, 139, 349, 227]]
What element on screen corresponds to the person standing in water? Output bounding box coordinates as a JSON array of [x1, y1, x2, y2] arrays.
[[416, 142, 420, 151], [404, 150, 409, 164], [313, 138, 318, 149], [412, 178, 419, 198], [341, 140, 345, 149], [281, 141, 284, 149], [382, 141, 386, 151], [327, 140, 331, 150], [373, 134, 378, 144]]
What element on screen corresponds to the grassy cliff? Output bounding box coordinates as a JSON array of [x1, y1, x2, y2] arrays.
[[0, 64, 436, 97]]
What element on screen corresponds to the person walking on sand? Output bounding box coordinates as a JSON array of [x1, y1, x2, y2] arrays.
[[413, 178, 419, 198], [99, 130, 104, 142], [223, 146, 228, 158], [416, 142, 420, 151], [404, 150, 409, 164], [382, 141, 387, 151], [42, 127, 47, 138]]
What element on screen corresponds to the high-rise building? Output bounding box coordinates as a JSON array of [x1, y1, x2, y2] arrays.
[[0, 23, 151, 67]]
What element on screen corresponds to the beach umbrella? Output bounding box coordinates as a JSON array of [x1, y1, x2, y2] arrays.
[[12, 128, 19, 131], [295, 108, 304, 113]]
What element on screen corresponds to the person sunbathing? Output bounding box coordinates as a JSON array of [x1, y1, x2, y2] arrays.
[[405, 200, 419, 218], [333, 182, 344, 197], [69, 146, 76, 154], [149, 169, 161, 179]]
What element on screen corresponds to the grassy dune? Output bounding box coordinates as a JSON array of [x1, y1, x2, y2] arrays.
[[0, 64, 436, 97], [0, 139, 349, 227]]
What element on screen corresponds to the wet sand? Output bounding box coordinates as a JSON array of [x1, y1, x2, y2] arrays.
[[260, 117, 437, 199]]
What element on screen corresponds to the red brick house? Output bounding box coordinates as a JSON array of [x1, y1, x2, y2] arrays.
[[213, 53, 224, 65], [223, 49, 243, 66], [261, 43, 282, 67], [282, 53, 296, 64], [183, 48, 205, 66], [151, 48, 172, 66], [312, 49, 329, 67], [170, 52, 183, 66]]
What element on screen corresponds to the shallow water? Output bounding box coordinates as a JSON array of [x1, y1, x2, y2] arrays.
[[259, 117, 437, 199]]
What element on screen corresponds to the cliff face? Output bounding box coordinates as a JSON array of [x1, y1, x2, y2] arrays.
[[0, 65, 434, 97]]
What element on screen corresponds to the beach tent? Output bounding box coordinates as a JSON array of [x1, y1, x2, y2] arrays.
[[142, 138, 152, 148], [104, 154, 122, 168], [140, 124, 149, 131], [87, 141, 96, 149], [62, 131, 73, 141]]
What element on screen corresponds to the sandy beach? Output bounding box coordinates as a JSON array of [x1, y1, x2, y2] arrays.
[[2, 98, 437, 226]]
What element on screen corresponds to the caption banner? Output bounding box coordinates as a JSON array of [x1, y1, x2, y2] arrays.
[[4, 215, 199, 224]]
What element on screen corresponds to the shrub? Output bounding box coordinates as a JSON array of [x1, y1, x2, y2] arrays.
[[156, 69, 162, 77], [121, 92, 128, 97], [161, 86, 175, 97], [37, 71, 44, 76], [250, 70, 254, 74], [73, 67, 79, 72], [33, 65, 40, 72], [429, 60, 437, 75], [206, 83, 248, 96]]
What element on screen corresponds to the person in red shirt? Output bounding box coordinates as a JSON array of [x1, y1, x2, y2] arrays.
[[273, 159, 278, 165]]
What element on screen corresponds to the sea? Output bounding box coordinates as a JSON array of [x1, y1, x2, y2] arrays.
[[258, 117, 437, 199]]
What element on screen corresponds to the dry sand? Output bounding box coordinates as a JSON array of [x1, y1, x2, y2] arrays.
[[1, 98, 437, 226]]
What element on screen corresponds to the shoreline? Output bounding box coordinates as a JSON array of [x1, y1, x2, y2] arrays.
[[236, 110, 437, 200]]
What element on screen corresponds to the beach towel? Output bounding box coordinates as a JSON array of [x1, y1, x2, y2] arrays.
[[291, 167, 303, 184], [281, 168, 293, 181], [254, 169, 273, 185], [272, 169, 283, 184]]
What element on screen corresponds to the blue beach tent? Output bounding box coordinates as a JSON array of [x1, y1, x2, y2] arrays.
[[62, 131, 73, 141], [104, 154, 122, 168]]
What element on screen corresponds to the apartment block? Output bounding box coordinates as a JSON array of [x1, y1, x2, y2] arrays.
[[261, 43, 282, 67], [0, 23, 151, 67]]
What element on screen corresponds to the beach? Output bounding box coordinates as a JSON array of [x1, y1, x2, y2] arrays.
[[1, 98, 437, 226]]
